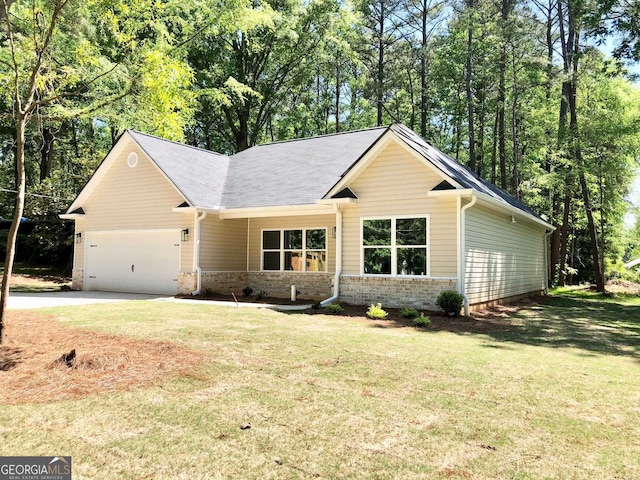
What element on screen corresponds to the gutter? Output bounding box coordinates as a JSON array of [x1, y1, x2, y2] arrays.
[[320, 204, 343, 307], [191, 211, 208, 296], [459, 193, 477, 316]]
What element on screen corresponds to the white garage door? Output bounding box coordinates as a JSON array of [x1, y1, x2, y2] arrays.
[[85, 230, 180, 295]]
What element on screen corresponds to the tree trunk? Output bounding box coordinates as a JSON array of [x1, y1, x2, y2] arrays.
[[335, 63, 341, 133], [544, 0, 559, 286], [490, 108, 498, 184], [0, 0, 14, 19], [0, 117, 27, 344], [420, 0, 429, 138], [477, 87, 485, 177], [511, 60, 519, 198], [564, 0, 605, 292], [556, 0, 572, 287], [40, 125, 56, 181], [558, 187, 571, 286], [465, 0, 476, 172], [497, 0, 512, 190], [377, 0, 385, 126], [497, 46, 507, 190]]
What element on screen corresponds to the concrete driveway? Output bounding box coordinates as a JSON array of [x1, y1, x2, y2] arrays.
[[7, 291, 311, 311], [7, 291, 166, 310]]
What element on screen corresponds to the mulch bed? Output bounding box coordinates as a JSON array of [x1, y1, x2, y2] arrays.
[[190, 292, 519, 333], [0, 312, 204, 405]]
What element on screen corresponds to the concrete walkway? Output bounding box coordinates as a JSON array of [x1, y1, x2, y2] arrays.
[[7, 291, 164, 310], [8, 290, 312, 311]]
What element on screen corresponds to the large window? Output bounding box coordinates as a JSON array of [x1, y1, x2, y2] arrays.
[[262, 228, 327, 272], [362, 217, 428, 276]]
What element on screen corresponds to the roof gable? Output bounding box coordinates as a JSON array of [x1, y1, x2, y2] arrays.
[[389, 124, 542, 219], [128, 131, 230, 209], [65, 131, 230, 214], [65, 124, 548, 228], [221, 127, 387, 208]]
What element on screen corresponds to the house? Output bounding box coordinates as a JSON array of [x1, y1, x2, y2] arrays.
[[60, 124, 554, 314]]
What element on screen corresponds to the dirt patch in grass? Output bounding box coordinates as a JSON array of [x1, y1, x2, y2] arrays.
[[605, 279, 640, 296], [0, 311, 204, 405]]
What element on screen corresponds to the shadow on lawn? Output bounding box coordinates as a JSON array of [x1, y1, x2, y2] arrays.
[[475, 294, 640, 360]]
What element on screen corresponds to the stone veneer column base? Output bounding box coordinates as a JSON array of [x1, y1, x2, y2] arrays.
[[338, 276, 457, 310], [71, 268, 84, 290], [178, 271, 197, 295]]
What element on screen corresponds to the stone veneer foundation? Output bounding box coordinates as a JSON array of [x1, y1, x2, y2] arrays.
[[79, 270, 532, 312], [338, 275, 457, 309], [180, 271, 456, 309], [183, 271, 334, 300]]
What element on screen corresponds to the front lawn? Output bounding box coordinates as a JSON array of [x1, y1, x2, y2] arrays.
[[0, 289, 638, 479]]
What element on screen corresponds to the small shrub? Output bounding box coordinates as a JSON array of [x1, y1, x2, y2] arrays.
[[324, 303, 343, 314], [202, 288, 213, 297], [436, 290, 464, 317], [256, 290, 268, 301], [311, 301, 322, 310], [242, 286, 253, 297], [401, 308, 419, 319], [366, 303, 388, 319], [413, 314, 430, 327]]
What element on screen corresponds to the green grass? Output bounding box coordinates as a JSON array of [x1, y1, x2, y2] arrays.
[[1, 289, 639, 479]]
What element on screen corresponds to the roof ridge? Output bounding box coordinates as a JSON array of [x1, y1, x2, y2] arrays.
[[241, 125, 389, 149], [127, 129, 228, 158]]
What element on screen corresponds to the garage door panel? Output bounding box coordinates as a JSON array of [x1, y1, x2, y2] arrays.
[[85, 230, 180, 295]]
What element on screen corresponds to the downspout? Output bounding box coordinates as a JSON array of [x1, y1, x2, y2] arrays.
[[191, 211, 208, 296], [459, 194, 477, 316], [544, 229, 553, 294], [321, 204, 342, 306]]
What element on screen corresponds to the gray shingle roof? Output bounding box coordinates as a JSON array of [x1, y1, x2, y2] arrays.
[[128, 130, 230, 209], [221, 128, 387, 208], [121, 125, 543, 223]]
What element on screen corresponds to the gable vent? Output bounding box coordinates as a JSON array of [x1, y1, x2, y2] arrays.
[[331, 187, 358, 199], [127, 152, 139, 168], [432, 180, 455, 191]]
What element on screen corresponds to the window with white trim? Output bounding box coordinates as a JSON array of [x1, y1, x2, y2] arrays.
[[362, 217, 428, 276], [262, 228, 327, 272]]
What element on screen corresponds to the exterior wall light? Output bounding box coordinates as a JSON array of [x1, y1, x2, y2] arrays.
[[75, 232, 82, 244], [181, 228, 189, 242]]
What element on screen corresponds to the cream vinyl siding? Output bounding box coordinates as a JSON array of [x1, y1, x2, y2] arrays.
[[80, 140, 194, 271], [73, 217, 86, 269], [341, 141, 458, 277], [248, 215, 336, 272], [200, 216, 248, 271], [465, 204, 546, 304]]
